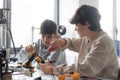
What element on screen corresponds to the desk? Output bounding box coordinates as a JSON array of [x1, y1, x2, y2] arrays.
[[12, 68, 57, 80], [8, 62, 57, 80], [11, 63, 110, 80], [12, 67, 110, 80], [12, 70, 110, 80]]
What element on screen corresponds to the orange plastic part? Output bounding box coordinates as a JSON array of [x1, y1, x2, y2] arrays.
[[58, 74, 66, 80], [71, 72, 80, 80]]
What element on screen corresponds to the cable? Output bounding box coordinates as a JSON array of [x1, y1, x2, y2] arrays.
[[8, 27, 17, 58], [0, 29, 16, 61], [1, 29, 17, 59]]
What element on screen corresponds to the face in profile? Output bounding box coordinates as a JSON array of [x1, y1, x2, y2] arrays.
[[42, 33, 57, 47], [75, 23, 89, 38]]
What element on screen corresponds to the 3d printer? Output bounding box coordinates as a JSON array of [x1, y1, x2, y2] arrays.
[[0, 8, 18, 80], [0, 48, 12, 80]]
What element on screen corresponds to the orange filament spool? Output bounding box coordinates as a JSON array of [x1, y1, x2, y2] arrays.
[[58, 74, 66, 80], [71, 72, 80, 80]]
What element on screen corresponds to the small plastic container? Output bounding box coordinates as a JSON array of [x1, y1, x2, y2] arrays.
[[58, 74, 66, 80], [71, 72, 80, 80]]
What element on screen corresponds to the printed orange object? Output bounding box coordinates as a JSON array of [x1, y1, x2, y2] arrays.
[[58, 74, 65, 80], [71, 72, 80, 80]]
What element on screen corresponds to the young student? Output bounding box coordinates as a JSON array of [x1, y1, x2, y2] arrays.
[[17, 19, 66, 67], [40, 5, 119, 80]]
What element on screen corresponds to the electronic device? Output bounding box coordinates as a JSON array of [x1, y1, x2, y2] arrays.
[[0, 48, 12, 80]]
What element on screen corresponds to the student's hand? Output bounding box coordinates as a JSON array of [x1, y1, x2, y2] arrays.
[[45, 60, 51, 65], [25, 44, 35, 56], [48, 38, 66, 52], [39, 60, 54, 74]]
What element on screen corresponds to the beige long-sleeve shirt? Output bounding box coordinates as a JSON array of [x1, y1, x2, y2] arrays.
[[55, 30, 119, 80]]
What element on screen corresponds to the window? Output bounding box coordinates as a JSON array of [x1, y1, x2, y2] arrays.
[[0, 0, 3, 8], [11, 0, 54, 47], [59, 0, 79, 38], [59, 0, 79, 65], [117, 0, 120, 40], [99, 0, 113, 39]]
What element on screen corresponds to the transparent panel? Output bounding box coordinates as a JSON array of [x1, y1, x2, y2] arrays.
[[59, 0, 79, 65], [117, 0, 120, 40], [99, 0, 113, 39], [59, 0, 79, 38], [11, 0, 54, 47], [0, 0, 3, 8]]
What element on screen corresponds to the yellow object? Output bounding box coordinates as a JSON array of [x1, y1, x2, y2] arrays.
[[35, 56, 43, 63], [58, 72, 80, 80], [23, 61, 32, 68], [22, 52, 44, 68]]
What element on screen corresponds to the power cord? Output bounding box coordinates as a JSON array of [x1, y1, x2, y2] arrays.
[[8, 27, 17, 58]]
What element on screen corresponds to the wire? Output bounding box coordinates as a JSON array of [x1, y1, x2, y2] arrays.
[[1, 14, 17, 57], [1, 29, 17, 59], [8, 27, 17, 58]]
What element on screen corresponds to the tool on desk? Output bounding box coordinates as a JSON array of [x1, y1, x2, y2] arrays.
[[49, 60, 56, 63]]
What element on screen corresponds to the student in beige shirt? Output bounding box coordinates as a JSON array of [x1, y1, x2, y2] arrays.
[[39, 5, 119, 80]]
